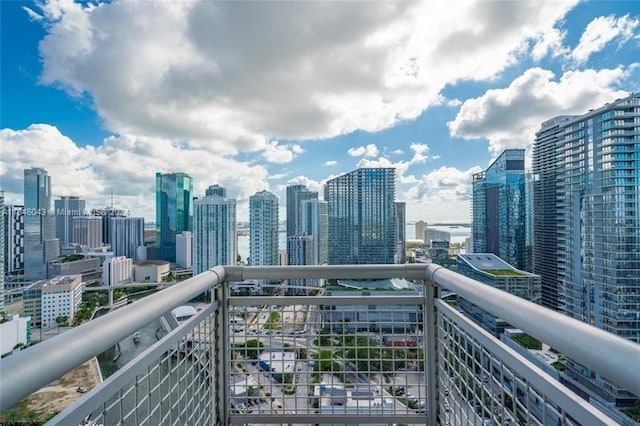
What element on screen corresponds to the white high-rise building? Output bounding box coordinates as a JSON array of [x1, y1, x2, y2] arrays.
[[73, 216, 103, 249], [103, 256, 133, 287], [249, 190, 279, 268], [176, 231, 193, 268], [110, 217, 144, 260], [194, 188, 237, 274], [300, 199, 328, 265]]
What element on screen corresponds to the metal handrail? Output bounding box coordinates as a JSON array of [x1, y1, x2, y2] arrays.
[[0, 266, 225, 410], [426, 264, 640, 397], [2, 263, 639, 412]]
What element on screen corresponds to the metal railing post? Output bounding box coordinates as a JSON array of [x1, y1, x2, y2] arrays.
[[213, 278, 228, 425], [424, 279, 439, 426]]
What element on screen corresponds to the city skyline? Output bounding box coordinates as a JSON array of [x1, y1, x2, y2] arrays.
[[2, 1, 639, 223]]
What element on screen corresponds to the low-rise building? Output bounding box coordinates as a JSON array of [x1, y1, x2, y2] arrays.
[[47, 254, 101, 282], [314, 383, 393, 425], [457, 253, 541, 336], [322, 279, 422, 333], [134, 260, 170, 283], [22, 275, 83, 328]]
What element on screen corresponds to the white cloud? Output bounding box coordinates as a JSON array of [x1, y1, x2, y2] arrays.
[[323, 160, 338, 167], [392, 149, 405, 155], [409, 143, 433, 165], [401, 166, 482, 222], [280, 175, 326, 194], [531, 27, 568, 61], [22, 6, 43, 22], [347, 144, 379, 158], [571, 15, 640, 64], [262, 141, 303, 164], [0, 125, 270, 221], [267, 172, 290, 181], [448, 66, 632, 155], [30, 0, 579, 152]]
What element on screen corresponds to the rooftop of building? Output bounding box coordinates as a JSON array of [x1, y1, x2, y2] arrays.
[[327, 278, 420, 292], [134, 260, 170, 267], [457, 253, 535, 277], [26, 275, 81, 290], [51, 254, 94, 264]]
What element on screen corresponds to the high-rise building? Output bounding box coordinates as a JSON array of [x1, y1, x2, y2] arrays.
[[524, 172, 535, 272], [249, 190, 279, 268], [3, 204, 24, 275], [286, 235, 315, 293], [325, 168, 396, 265], [156, 172, 193, 262], [111, 217, 145, 260], [415, 220, 427, 241], [205, 184, 226, 197], [73, 216, 103, 249], [193, 187, 236, 274], [286, 185, 318, 266], [23, 167, 56, 280], [54, 196, 85, 245], [300, 199, 328, 265], [424, 228, 450, 247], [472, 149, 526, 270], [91, 207, 126, 245], [533, 93, 640, 406], [533, 116, 574, 311], [176, 231, 193, 269], [286, 185, 317, 238], [394, 202, 406, 264], [103, 256, 133, 287]]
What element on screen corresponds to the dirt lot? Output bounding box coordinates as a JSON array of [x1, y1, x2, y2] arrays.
[[0, 358, 101, 424]]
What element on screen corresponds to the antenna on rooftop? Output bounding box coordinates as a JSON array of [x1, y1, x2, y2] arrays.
[[110, 188, 114, 209]]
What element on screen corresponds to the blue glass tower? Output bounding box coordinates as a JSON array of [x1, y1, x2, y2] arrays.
[[23, 167, 56, 280], [472, 149, 526, 270], [325, 168, 396, 265], [156, 172, 193, 262]]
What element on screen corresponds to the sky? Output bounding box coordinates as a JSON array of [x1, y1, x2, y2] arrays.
[[1, 0, 639, 224]]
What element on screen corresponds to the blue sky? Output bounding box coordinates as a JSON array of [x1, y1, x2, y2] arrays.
[[1, 0, 639, 223]]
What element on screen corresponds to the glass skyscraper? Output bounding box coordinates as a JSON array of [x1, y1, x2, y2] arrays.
[[156, 172, 193, 262], [23, 167, 57, 280], [533, 116, 574, 311], [325, 168, 396, 265], [394, 201, 406, 264], [54, 196, 85, 245], [249, 190, 279, 268], [193, 186, 237, 274], [299, 199, 328, 265], [286, 185, 317, 239], [111, 217, 145, 260], [533, 93, 640, 405], [472, 149, 526, 271]]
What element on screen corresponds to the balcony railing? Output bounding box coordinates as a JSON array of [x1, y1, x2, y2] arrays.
[[1, 264, 639, 425]]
